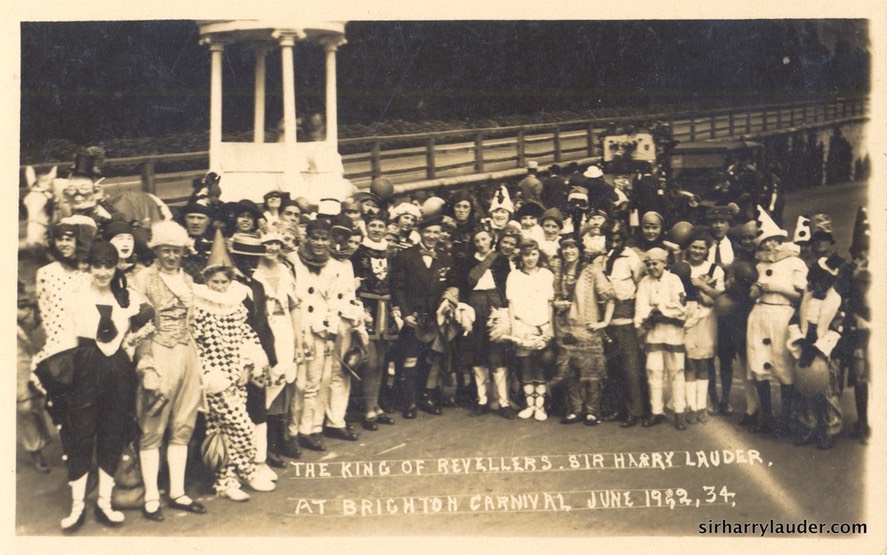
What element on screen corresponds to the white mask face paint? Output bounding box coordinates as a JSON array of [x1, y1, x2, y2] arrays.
[[110, 233, 135, 259]]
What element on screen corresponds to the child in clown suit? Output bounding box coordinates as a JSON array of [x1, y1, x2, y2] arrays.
[[191, 264, 275, 501], [635, 248, 689, 430]]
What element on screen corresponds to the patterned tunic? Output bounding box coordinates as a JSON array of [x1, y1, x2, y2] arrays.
[[191, 282, 268, 395], [352, 238, 398, 340], [32, 262, 90, 367], [190, 282, 266, 491]]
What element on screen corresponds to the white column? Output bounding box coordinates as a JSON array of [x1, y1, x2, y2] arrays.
[[202, 39, 226, 171], [274, 32, 300, 146], [321, 36, 346, 143], [253, 45, 269, 143], [273, 30, 305, 194]]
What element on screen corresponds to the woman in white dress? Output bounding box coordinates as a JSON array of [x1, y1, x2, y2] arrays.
[[506, 239, 555, 421], [676, 229, 724, 424]]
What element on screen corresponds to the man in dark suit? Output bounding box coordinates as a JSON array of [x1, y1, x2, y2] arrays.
[[705, 205, 740, 416], [390, 215, 455, 418], [541, 164, 570, 212]]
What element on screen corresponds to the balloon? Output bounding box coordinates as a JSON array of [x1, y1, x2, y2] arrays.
[[422, 196, 446, 217], [732, 260, 759, 286], [670, 260, 692, 282], [201, 430, 228, 473], [794, 357, 830, 398], [370, 177, 395, 200], [667, 221, 694, 250]]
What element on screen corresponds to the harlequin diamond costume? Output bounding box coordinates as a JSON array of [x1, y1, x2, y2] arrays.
[[191, 276, 269, 497]]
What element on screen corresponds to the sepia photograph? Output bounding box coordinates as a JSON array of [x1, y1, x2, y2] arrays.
[[6, 3, 884, 552]]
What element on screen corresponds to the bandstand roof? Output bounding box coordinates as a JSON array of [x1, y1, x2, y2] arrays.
[[197, 20, 346, 43]]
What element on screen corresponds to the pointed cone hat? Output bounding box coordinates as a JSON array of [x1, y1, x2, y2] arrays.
[[489, 185, 514, 214], [202, 227, 233, 275], [754, 205, 787, 245], [792, 214, 811, 244]]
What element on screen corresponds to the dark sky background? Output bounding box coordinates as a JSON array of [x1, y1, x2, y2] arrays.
[[20, 20, 869, 152]]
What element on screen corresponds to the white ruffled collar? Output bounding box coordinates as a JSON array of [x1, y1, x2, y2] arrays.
[[361, 236, 389, 251], [192, 281, 250, 315]]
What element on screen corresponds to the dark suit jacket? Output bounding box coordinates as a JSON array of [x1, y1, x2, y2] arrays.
[[447, 252, 511, 305], [390, 244, 453, 317]]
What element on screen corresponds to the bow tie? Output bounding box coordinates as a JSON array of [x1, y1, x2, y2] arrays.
[[419, 246, 437, 259], [192, 236, 212, 253]]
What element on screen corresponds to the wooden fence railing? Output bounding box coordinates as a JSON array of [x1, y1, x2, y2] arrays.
[[20, 95, 869, 198]]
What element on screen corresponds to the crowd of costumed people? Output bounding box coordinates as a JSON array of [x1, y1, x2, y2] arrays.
[[17, 153, 870, 533]]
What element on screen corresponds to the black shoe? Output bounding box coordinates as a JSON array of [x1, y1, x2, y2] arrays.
[[817, 434, 836, 450], [324, 426, 360, 441], [266, 452, 287, 468], [279, 439, 302, 459], [620, 415, 639, 428], [642, 414, 665, 428], [471, 403, 488, 417], [419, 397, 442, 415], [560, 413, 580, 424], [141, 503, 165, 522], [719, 402, 735, 416], [31, 450, 51, 473], [402, 405, 418, 419], [168, 496, 207, 514], [298, 433, 326, 451], [499, 406, 517, 420], [601, 412, 620, 422], [361, 417, 379, 431], [585, 414, 600, 427], [375, 414, 395, 425], [674, 413, 687, 431], [95, 506, 124, 527]]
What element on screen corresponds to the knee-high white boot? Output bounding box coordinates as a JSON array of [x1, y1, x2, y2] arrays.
[[252, 423, 278, 482], [685, 380, 697, 412], [491, 368, 510, 409], [671, 371, 687, 415], [61, 474, 88, 531], [534, 383, 548, 421], [696, 380, 710, 422], [648, 369, 664, 416], [473, 366, 490, 406], [253, 423, 268, 465], [685, 380, 698, 423], [518, 384, 535, 419], [97, 468, 125, 524]]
